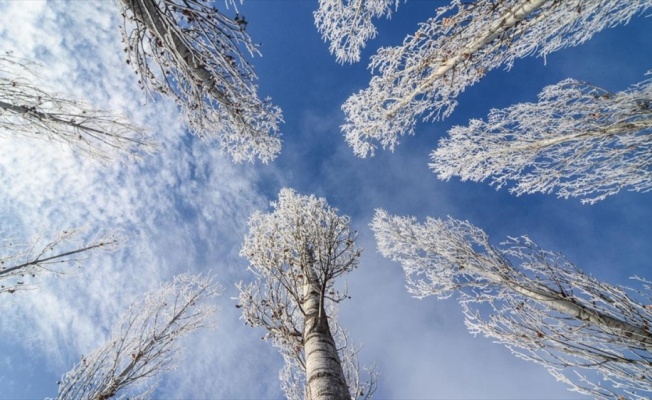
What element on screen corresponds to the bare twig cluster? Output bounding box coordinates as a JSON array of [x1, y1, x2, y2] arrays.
[[314, 0, 400, 64], [431, 76, 652, 203]]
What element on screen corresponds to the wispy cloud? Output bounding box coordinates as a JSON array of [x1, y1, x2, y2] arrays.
[[0, 1, 270, 397]]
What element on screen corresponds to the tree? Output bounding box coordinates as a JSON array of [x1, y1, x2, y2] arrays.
[[314, 0, 399, 64], [372, 209, 652, 399], [431, 76, 652, 204], [117, 0, 283, 163], [236, 188, 376, 400], [341, 0, 652, 157], [0, 229, 121, 295], [56, 272, 220, 400], [0, 54, 155, 163]]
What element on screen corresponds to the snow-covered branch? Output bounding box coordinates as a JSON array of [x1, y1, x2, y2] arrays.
[[372, 209, 652, 399], [342, 0, 652, 157], [0, 229, 121, 295], [56, 273, 220, 400], [118, 0, 283, 163], [0, 54, 155, 163], [314, 0, 400, 64], [431, 77, 652, 204]]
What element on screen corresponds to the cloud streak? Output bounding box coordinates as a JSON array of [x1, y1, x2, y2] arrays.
[[0, 1, 272, 398]]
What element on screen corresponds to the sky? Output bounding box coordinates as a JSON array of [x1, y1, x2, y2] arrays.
[[0, 0, 651, 399]]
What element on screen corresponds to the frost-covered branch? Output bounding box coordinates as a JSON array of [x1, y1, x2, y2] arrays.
[[342, 0, 652, 157], [56, 273, 220, 400], [0, 229, 121, 295], [237, 188, 375, 399], [0, 54, 155, 163], [432, 77, 652, 204], [314, 0, 400, 64], [372, 209, 652, 399], [118, 0, 283, 163]]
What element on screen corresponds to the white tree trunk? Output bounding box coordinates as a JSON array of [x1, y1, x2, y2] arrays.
[[302, 259, 350, 400], [119, 0, 232, 106], [385, 0, 549, 118], [478, 267, 652, 350], [238, 189, 373, 398], [118, 0, 283, 162]]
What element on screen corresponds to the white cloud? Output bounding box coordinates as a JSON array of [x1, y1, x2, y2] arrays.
[[0, 1, 268, 397], [1, 1, 650, 399]]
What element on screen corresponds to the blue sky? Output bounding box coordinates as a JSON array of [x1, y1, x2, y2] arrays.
[[0, 1, 650, 399]]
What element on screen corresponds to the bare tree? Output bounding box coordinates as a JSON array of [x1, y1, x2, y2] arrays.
[[117, 0, 283, 163], [56, 272, 220, 400], [372, 209, 652, 399], [0, 229, 121, 295], [0, 54, 155, 163], [341, 0, 652, 157], [236, 188, 376, 400], [314, 0, 399, 64], [431, 76, 652, 204]]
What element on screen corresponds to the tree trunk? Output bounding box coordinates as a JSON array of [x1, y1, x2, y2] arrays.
[[119, 0, 233, 106], [477, 263, 652, 350], [386, 0, 549, 118], [302, 260, 349, 400]]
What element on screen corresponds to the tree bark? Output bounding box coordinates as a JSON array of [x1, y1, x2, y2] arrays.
[[119, 0, 234, 107], [302, 259, 349, 400], [475, 260, 652, 350], [386, 0, 549, 118]]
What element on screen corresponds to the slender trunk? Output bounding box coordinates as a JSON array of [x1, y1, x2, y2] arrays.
[[475, 260, 652, 350], [488, 119, 652, 156], [119, 0, 235, 107], [386, 0, 550, 118], [302, 259, 349, 400]]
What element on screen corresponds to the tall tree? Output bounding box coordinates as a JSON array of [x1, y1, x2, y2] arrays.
[[0, 54, 154, 163], [237, 188, 376, 400], [314, 0, 399, 64], [341, 0, 652, 157], [118, 0, 283, 163], [372, 209, 652, 399], [56, 273, 220, 400], [0, 229, 121, 295], [431, 76, 652, 204]]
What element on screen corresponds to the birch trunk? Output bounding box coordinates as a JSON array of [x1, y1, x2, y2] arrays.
[[238, 189, 372, 398], [385, 0, 549, 118], [302, 259, 350, 400], [119, 0, 234, 106], [478, 265, 652, 351], [118, 0, 282, 162]]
